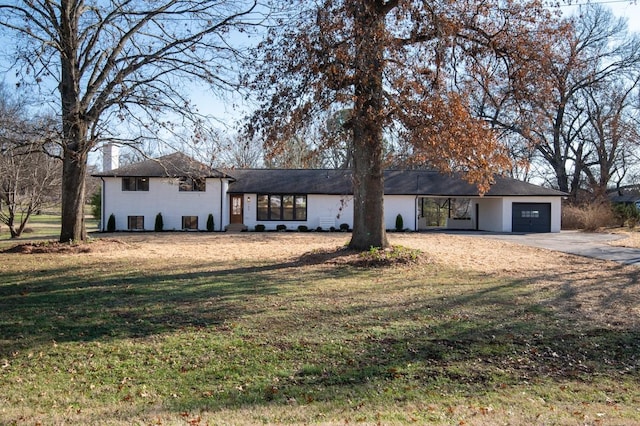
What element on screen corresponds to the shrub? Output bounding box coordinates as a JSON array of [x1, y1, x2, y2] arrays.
[[154, 213, 164, 232], [316, 226, 323, 232], [339, 223, 350, 232], [613, 203, 640, 228], [330, 226, 336, 232], [562, 202, 615, 231], [276, 224, 287, 232], [106, 214, 116, 232], [254, 224, 266, 232], [297, 225, 308, 232], [395, 214, 404, 231], [206, 214, 215, 232]]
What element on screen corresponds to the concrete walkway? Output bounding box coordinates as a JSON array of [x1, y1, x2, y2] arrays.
[[445, 230, 640, 266]]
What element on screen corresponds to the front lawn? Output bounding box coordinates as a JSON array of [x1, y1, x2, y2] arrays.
[[0, 212, 99, 242], [1, 233, 638, 425]]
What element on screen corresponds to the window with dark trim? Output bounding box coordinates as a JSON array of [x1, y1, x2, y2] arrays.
[[179, 177, 206, 192], [122, 177, 149, 191], [257, 194, 307, 221], [182, 216, 198, 230], [127, 216, 144, 230]]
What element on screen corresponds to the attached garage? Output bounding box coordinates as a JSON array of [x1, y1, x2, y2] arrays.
[[512, 202, 552, 233]]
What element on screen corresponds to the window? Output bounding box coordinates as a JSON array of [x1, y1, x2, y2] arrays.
[[521, 210, 540, 218], [122, 177, 149, 191], [182, 216, 198, 230], [257, 194, 307, 221], [128, 216, 144, 230], [179, 177, 206, 192]]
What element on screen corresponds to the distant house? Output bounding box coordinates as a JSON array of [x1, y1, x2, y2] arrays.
[[609, 186, 640, 211], [94, 150, 565, 233]]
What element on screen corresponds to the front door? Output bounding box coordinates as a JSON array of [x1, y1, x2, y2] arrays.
[[230, 195, 244, 224]]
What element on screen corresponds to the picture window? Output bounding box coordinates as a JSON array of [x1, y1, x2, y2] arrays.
[[257, 194, 307, 221]]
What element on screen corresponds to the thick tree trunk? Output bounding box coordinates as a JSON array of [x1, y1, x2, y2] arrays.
[[58, 0, 88, 242], [348, 1, 389, 250], [60, 147, 88, 242], [350, 135, 388, 250]]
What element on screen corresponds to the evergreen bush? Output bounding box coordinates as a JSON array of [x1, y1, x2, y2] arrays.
[[106, 214, 116, 232], [395, 214, 404, 231], [154, 213, 164, 231]]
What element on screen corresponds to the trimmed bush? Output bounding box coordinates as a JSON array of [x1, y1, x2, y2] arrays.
[[206, 214, 215, 232], [254, 224, 266, 232], [154, 213, 164, 232], [316, 226, 323, 232], [297, 225, 309, 232], [276, 224, 287, 232], [395, 214, 404, 231], [339, 223, 350, 232], [106, 214, 116, 232]]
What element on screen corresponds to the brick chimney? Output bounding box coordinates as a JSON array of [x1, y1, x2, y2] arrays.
[[102, 143, 119, 172]]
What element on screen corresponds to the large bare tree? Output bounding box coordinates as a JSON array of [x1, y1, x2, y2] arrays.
[[0, 87, 61, 238], [246, 0, 560, 249], [580, 76, 640, 197], [471, 4, 640, 198], [0, 0, 263, 242]]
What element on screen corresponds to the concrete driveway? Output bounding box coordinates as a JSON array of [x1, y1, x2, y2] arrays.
[[447, 230, 640, 266]]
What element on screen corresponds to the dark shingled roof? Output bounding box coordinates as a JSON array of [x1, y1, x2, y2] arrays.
[[225, 169, 565, 197], [94, 152, 564, 196], [95, 152, 229, 178]]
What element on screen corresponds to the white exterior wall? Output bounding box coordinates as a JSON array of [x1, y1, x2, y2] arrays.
[[476, 197, 504, 232], [239, 194, 418, 231], [503, 196, 562, 232], [308, 194, 354, 229], [384, 195, 417, 231], [101, 177, 226, 231]]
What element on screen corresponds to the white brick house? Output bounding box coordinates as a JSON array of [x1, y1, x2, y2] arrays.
[[94, 152, 565, 233]]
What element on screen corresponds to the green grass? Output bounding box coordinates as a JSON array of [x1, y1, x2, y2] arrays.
[[0, 212, 98, 243], [1, 242, 639, 425]]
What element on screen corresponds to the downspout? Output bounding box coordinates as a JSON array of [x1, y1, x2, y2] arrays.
[[220, 179, 224, 232], [100, 177, 106, 231]]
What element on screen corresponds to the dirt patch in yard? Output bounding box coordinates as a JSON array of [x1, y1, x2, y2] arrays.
[[2, 238, 131, 254]]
